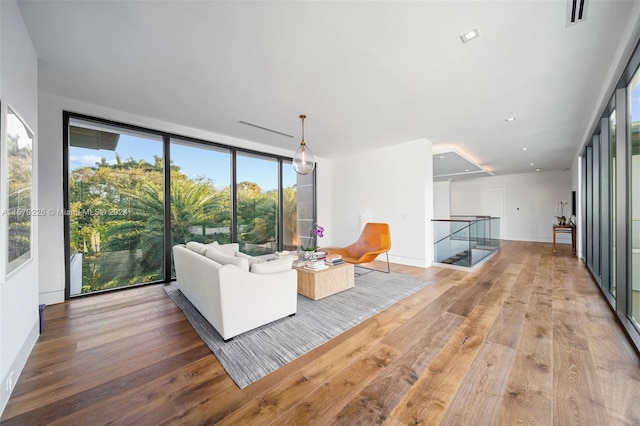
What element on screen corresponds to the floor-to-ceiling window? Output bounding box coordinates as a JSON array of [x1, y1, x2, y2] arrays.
[[582, 38, 640, 351], [282, 160, 298, 252], [593, 134, 602, 279], [65, 113, 314, 296], [582, 100, 617, 302], [585, 145, 593, 270], [67, 118, 165, 296], [236, 153, 279, 256], [169, 138, 232, 277], [610, 109, 617, 298], [630, 65, 640, 325]]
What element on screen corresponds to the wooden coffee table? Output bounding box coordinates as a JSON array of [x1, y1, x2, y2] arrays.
[[294, 262, 355, 300]]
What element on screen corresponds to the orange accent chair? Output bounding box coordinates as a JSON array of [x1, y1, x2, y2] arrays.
[[322, 223, 391, 273]]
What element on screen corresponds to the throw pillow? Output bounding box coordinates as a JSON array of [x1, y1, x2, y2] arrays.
[[185, 241, 207, 255], [205, 249, 250, 272], [205, 241, 237, 256], [250, 258, 293, 274], [204, 241, 222, 252]]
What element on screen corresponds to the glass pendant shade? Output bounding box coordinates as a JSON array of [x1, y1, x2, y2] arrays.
[[293, 142, 315, 175], [293, 114, 316, 175]]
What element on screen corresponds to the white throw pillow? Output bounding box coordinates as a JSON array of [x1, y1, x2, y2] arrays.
[[185, 241, 207, 255], [235, 251, 265, 267], [205, 249, 250, 272], [250, 258, 293, 274], [205, 241, 238, 256], [204, 241, 222, 252]]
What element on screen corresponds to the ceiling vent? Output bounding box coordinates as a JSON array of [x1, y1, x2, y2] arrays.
[[238, 120, 294, 138], [567, 0, 587, 25]]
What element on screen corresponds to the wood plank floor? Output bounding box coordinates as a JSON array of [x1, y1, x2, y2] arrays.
[[3, 240, 640, 425]]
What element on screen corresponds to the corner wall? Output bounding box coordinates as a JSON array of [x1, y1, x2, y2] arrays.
[[450, 169, 572, 243], [433, 181, 451, 219], [329, 139, 433, 267], [0, 0, 39, 414]]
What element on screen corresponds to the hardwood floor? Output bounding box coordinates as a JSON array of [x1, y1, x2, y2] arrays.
[[3, 240, 640, 425]]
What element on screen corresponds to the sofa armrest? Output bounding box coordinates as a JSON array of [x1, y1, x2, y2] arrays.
[[217, 265, 297, 338], [173, 245, 224, 331]]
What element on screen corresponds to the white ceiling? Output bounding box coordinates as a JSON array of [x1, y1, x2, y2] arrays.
[[17, 0, 640, 177]]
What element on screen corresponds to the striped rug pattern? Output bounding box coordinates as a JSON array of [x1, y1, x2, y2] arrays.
[[165, 270, 432, 388]]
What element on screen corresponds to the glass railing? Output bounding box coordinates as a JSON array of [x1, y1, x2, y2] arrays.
[[432, 216, 501, 268]]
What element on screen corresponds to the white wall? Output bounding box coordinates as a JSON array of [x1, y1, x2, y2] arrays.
[[38, 92, 332, 304], [0, 0, 40, 414], [330, 139, 433, 267], [433, 181, 450, 219], [451, 170, 572, 243]]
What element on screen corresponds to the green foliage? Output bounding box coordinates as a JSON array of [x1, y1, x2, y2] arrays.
[[70, 156, 294, 293], [7, 131, 32, 265]]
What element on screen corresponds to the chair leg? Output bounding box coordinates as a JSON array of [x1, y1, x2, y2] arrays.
[[354, 252, 391, 275], [384, 251, 390, 273], [354, 266, 374, 276]]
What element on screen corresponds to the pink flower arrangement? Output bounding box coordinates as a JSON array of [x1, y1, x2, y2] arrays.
[[311, 224, 324, 238], [303, 223, 324, 250]]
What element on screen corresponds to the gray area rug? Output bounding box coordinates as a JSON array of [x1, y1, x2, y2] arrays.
[[164, 270, 432, 388]]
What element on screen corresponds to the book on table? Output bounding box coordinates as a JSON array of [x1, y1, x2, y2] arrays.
[[304, 260, 328, 271], [304, 264, 329, 271]]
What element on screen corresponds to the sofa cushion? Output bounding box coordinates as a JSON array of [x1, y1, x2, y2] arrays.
[[235, 251, 265, 267], [250, 258, 293, 274], [205, 249, 250, 272], [186, 241, 207, 255]]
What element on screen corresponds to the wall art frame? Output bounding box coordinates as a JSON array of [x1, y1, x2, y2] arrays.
[[1, 101, 35, 280]]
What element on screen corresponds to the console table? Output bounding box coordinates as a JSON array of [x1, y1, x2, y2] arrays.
[[552, 224, 576, 254]]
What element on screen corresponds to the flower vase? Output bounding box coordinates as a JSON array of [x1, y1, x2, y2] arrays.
[[300, 250, 316, 261]]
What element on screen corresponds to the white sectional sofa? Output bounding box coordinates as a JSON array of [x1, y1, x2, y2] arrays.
[[172, 242, 297, 340]]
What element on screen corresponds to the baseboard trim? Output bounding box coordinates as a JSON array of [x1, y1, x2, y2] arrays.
[[39, 289, 65, 305], [0, 318, 39, 416]]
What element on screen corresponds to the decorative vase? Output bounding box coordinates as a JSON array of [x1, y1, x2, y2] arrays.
[[300, 250, 316, 261], [557, 216, 566, 225]]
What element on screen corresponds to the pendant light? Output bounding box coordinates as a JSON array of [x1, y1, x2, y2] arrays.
[[292, 114, 316, 175]]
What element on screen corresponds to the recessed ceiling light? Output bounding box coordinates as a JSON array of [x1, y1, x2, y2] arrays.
[[505, 117, 516, 122], [521, 147, 527, 151], [439, 155, 445, 159], [465, 169, 470, 172], [536, 168, 540, 172], [530, 163, 535, 166], [460, 28, 480, 43]]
